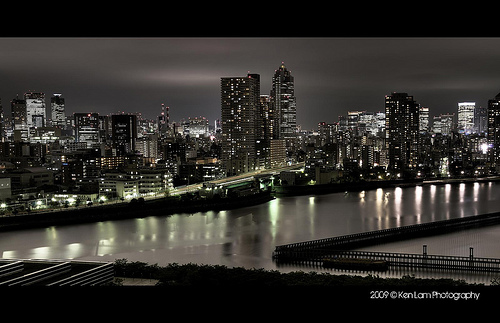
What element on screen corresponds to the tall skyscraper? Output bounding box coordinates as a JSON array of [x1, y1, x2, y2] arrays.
[[270, 63, 296, 143], [457, 102, 475, 135], [220, 73, 260, 176], [385, 92, 420, 172], [487, 92, 500, 167], [112, 114, 137, 156], [158, 103, 170, 139], [24, 92, 46, 129], [51, 94, 66, 128]]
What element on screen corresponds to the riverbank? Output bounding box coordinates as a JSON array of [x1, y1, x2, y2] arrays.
[[1, 175, 499, 232], [274, 176, 500, 196], [0, 191, 274, 231]]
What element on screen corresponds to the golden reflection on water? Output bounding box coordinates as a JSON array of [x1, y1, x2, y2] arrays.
[[3, 182, 500, 275]]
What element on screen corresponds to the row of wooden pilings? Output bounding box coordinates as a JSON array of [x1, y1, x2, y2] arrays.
[[272, 211, 500, 273]]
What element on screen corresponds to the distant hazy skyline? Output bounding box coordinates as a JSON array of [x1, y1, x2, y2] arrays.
[[1, 37, 500, 129]]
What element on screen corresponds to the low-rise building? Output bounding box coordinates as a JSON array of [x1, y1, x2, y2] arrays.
[[0, 178, 11, 201], [99, 169, 171, 199]]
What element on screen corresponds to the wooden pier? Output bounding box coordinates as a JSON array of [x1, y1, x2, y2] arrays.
[[273, 211, 500, 273], [274, 247, 500, 273]]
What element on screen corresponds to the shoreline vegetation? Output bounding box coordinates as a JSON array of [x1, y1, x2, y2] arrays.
[[112, 259, 500, 287]]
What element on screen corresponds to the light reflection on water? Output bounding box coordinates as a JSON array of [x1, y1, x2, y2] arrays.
[[1, 181, 500, 283]]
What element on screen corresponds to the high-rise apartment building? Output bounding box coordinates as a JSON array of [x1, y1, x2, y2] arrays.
[[257, 94, 273, 169], [220, 73, 260, 176], [385, 92, 420, 171], [270, 63, 296, 143], [51, 94, 66, 128], [24, 92, 46, 129], [259, 95, 273, 140], [458, 102, 475, 135], [136, 133, 159, 159], [487, 92, 500, 167]]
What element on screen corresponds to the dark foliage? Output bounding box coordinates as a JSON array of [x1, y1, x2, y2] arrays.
[[113, 259, 478, 287]]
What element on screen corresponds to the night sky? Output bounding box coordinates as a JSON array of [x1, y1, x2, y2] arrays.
[[2, 37, 500, 130]]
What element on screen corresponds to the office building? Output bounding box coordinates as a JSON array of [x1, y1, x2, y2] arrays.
[[476, 105, 488, 135], [51, 94, 66, 128], [185, 116, 209, 138], [111, 114, 137, 156], [11, 97, 27, 141], [432, 113, 455, 135], [458, 102, 475, 134], [74, 113, 100, 148], [419, 107, 430, 133], [385, 92, 420, 171], [25, 92, 46, 129]]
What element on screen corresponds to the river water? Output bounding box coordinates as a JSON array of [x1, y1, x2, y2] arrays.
[[1, 181, 500, 283]]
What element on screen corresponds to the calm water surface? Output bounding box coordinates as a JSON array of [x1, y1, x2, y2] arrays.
[[1, 181, 500, 282]]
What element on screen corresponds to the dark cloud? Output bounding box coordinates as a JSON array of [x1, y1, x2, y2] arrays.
[[1, 37, 500, 129]]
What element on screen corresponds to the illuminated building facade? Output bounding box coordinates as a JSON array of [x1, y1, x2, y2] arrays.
[[458, 102, 475, 135], [419, 106, 429, 133], [385, 92, 420, 172], [74, 113, 100, 148], [220, 73, 259, 176], [488, 92, 500, 167], [25, 92, 46, 130], [271, 63, 297, 144], [111, 114, 137, 156], [51, 94, 66, 128], [11, 97, 28, 141]]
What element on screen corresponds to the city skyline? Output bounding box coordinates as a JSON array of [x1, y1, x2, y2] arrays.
[[2, 37, 500, 130]]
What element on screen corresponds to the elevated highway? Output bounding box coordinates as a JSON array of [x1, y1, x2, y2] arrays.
[[168, 162, 305, 196]]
